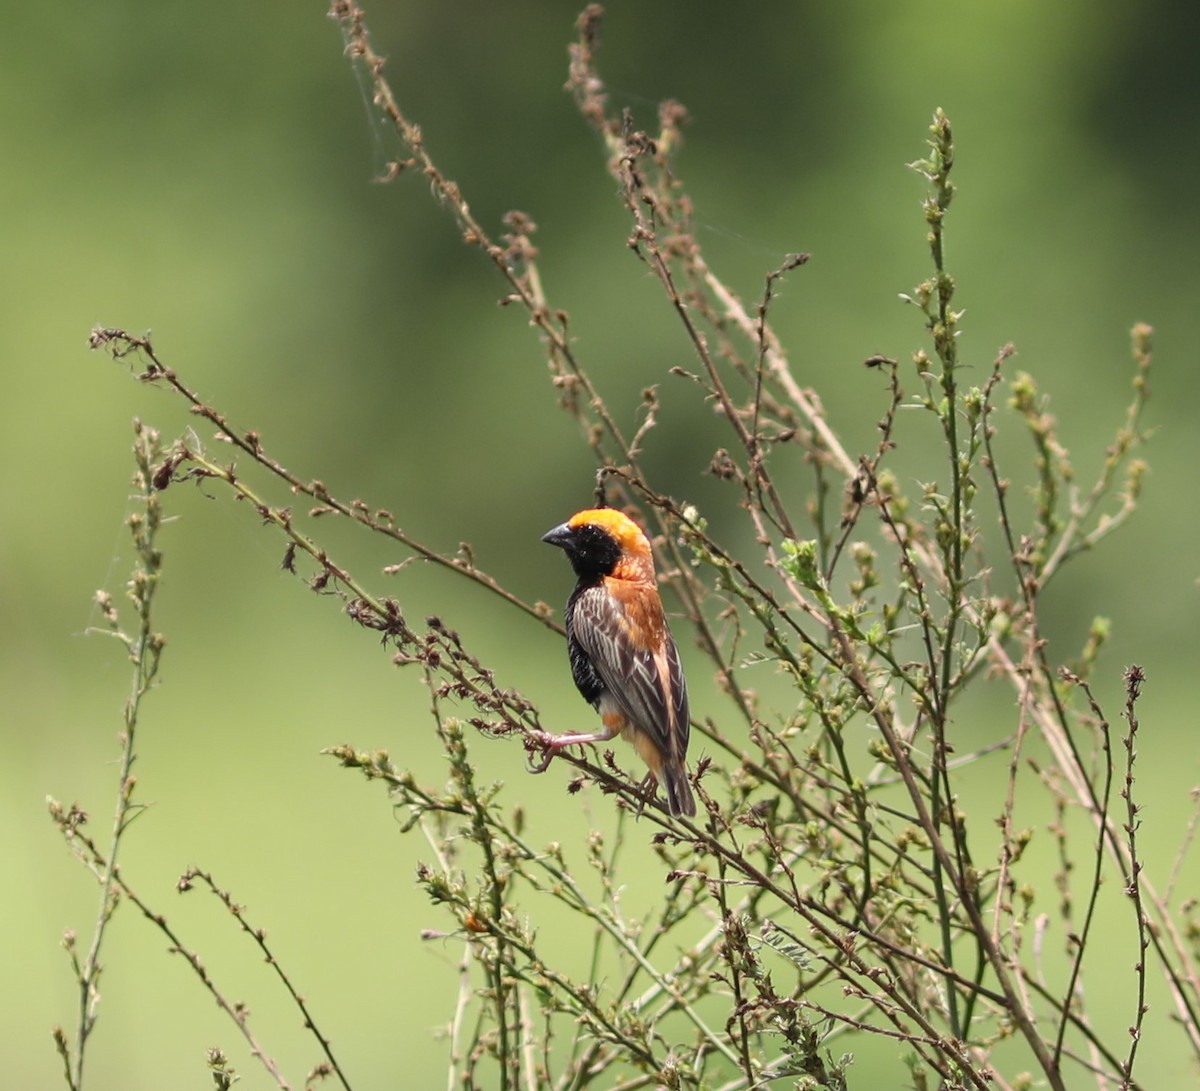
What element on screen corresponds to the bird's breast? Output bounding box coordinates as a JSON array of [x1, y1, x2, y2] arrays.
[[602, 576, 667, 650]]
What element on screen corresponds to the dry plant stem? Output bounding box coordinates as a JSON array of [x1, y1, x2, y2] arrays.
[[611, 485, 1045, 1070], [55, 428, 349, 1091], [561, 821, 711, 1085], [1118, 666, 1150, 1087], [476, 793, 735, 1060], [567, 9, 856, 483], [1050, 673, 1116, 1068], [413, 816, 475, 1091], [430, 686, 519, 1091], [91, 330, 550, 762], [573, 24, 868, 700], [1037, 324, 1152, 586], [76, 2, 1174, 1085], [615, 171, 796, 542], [86, 327, 555, 636], [595, 472, 874, 848], [565, 64, 1053, 1069], [333, 0, 817, 803], [599, 116, 824, 588], [60, 422, 164, 1091], [328, 0, 640, 476], [820, 104, 1116, 1080], [402, 687, 738, 1084], [824, 359, 904, 581], [992, 651, 1034, 962], [984, 332, 1197, 1061], [640, 830, 981, 1075], [49, 807, 291, 1089], [339, 739, 1002, 1085], [177, 870, 353, 1091], [332, 19, 1159, 1031], [712, 861, 755, 1085], [832, 633, 1064, 1089], [1018, 974, 1142, 1086], [904, 111, 978, 1047], [624, 483, 1027, 1029]]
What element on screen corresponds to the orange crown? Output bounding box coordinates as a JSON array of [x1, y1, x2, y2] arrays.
[[567, 508, 652, 557]]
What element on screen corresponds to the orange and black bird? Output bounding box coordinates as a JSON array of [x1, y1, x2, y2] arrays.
[[538, 507, 696, 818]]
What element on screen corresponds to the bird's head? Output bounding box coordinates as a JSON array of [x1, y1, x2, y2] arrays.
[[542, 508, 653, 582]]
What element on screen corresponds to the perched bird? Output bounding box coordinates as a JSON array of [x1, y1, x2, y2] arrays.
[[537, 507, 696, 817]]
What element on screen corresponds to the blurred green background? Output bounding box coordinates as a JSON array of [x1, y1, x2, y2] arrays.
[[6, 0, 1198, 1086]]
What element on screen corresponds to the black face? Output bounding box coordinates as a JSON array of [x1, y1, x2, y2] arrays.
[[544, 522, 621, 583]]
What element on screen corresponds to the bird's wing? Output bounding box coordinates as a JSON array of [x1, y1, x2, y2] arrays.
[[571, 584, 689, 761]]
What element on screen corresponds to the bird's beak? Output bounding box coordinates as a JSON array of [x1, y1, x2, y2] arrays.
[[541, 522, 574, 548]]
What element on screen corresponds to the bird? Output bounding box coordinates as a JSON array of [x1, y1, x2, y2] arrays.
[[536, 507, 696, 817]]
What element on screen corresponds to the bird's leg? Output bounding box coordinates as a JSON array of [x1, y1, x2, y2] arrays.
[[527, 724, 617, 774], [634, 771, 660, 818]]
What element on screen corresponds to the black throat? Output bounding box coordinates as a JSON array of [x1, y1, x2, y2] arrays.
[[561, 524, 621, 584]]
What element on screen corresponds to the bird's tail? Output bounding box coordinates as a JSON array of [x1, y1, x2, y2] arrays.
[[663, 762, 696, 818]]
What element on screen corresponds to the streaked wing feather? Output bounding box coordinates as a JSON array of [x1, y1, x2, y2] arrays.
[[571, 586, 688, 759], [663, 633, 690, 759]]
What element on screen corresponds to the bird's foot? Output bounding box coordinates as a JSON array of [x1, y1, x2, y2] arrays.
[[526, 728, 614, 775]]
